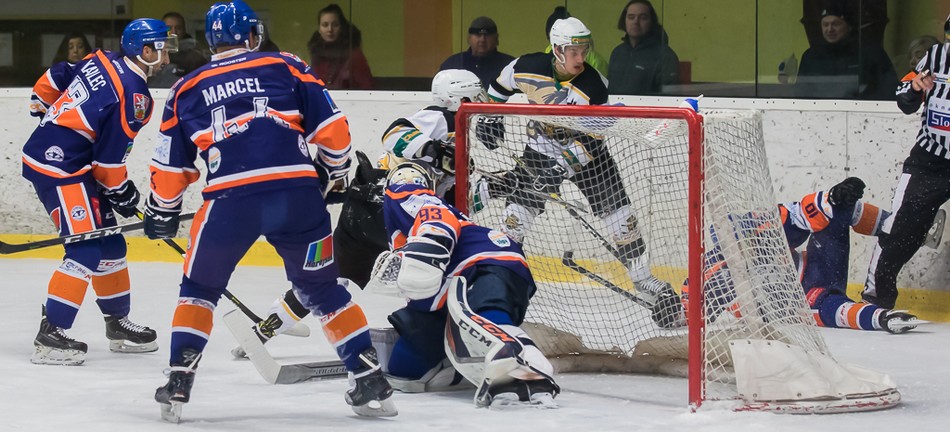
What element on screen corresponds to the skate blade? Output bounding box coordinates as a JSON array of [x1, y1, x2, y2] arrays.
[[160, 402, 183, 423], [891, 318, 931, 334], [31, 346, 85, 366], [489, 392, 559, 410], [110, 339, 158, 353], [350, 397, 398, 417]]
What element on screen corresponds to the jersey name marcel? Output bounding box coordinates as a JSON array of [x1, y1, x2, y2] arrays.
[[22, 50, 153, 191], [383, 183, 534, 311], [488, 52, 608, 106], [150, 50, 350, 206]]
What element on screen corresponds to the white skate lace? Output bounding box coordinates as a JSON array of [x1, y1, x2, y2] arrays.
[[119, 317, 150, 334], [53, 327, 78, 341]]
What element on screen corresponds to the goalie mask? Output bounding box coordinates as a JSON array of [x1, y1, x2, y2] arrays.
[[432, 69, 488, 112], [386, 161, 437, 190]]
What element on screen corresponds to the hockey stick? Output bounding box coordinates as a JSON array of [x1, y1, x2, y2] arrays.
[[133, 211, 309, 337], [223, 309, 347, 384], [0, 212, 196, 255], [561, 251, 653, 309]]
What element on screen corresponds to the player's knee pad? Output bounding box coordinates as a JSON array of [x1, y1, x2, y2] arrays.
[[467, 266, 534, 325], [388, 307, 448, 366], [62, 239, 104, 271]]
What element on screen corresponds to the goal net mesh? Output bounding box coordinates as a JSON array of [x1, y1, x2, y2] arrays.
[[457, 106, 828, 404]]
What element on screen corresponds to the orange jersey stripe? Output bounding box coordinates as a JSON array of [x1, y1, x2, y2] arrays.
[[95, 51, 135, 139], [450, 254, 528, 276], [853, 203, 882, 236], [385, 187, 437, 200], [311, 115, 351, 153], [91, 269, 130, 298], [202, 169, 318, 193], [149, 164, 201, 204], [172, 302, 215, 336], [48, 271, 90, 306], [91, 164, 128, 190], [800, 192, 830, 231], [900, 71, 917, 82], [57, 183, 96, 234], [845, 303, 865, 329], [32, 71, 61, 108], [183, 202, 211, 276], [321, 303, 369, 346], [22, 156, 92, 179]]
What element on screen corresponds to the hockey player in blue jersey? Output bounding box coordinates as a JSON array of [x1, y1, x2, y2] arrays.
[[683, 178, 924, 334], [374, 160, 559, 408], [21, 18, 177, 366], [146, 0, 394, 422]]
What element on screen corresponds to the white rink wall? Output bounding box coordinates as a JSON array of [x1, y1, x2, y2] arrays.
[[1, 88, 946, 293]]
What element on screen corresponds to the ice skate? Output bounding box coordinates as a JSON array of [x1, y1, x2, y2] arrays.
[[636, 276, 686, 328], [488, 379, 560, 410], [879, 310, 929, 334], [155, 349, 201, 423], [105, 315, 158, 353], [32, 306, 87, 366], [345, 347, 397, 417]]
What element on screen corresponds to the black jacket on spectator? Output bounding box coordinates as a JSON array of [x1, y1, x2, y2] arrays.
[[607, 27, 679, 95], [796, 37, 897, 100], [440, 48, 515, 89]]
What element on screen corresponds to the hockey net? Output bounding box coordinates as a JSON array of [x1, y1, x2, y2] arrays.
[[454, 103, 899, 413]]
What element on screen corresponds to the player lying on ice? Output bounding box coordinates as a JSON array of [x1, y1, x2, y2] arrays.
[[681, 177, 926, 334], [373, 160, 559, 408]]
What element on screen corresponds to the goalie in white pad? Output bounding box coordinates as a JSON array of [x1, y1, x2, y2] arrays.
[[377, 161, 558, 408]]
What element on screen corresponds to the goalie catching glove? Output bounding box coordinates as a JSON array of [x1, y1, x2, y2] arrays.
[[396, 236, 451, 300]]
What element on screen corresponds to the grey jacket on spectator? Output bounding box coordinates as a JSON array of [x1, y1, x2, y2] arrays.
[[607, 26, 679, 95]]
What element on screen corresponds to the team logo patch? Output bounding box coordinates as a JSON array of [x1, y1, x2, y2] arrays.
[[133, 93, 149, 121], [70, 206, 87, 222], [45, 146, 64, 162], [208, 147, 222, 173], [488, 230, 511, 247], [298, 135, 309, 156], [303, 234, 334, 271]]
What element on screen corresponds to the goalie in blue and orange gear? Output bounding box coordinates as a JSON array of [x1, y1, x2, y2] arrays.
[[682, 177, 924, 334]]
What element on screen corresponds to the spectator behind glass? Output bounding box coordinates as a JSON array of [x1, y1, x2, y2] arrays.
[[307, 4, 374, 90], [542, 7, 609, 77], [607, 0, 679, 96], [439, 16, 514, 89], [796, 6, 897, 100], [149, 11, 210, 87], [52, 33, 92, 65], [907, 35, 939, 70]]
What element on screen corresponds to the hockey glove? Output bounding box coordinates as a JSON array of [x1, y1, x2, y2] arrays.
[[419, 140, 456, 175], [828, 177, 865, 207], [475, 116, 505, 150], [101, 180, 141, 218], [143, 196, 181, 240], [396, 236, 450, 300], [314, 158, 351, 205]]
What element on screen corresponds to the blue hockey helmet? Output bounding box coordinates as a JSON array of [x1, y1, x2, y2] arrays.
[[121, 18, 177, 58], [205, 0, 263, 50]]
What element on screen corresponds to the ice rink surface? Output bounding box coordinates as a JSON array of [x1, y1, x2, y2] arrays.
[[1, 258, 947, 432]]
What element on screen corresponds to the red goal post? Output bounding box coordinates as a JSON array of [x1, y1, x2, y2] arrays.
[[452, 102, 900, 413]]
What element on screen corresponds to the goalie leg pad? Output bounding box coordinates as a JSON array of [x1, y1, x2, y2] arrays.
[[387, 306, 450, 375]]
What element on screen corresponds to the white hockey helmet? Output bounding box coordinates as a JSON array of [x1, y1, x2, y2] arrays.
[[432, 69, 488, 112], [549, 17, 592, 61], [386, 161, 436, 190]]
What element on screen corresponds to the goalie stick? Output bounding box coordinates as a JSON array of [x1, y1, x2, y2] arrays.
[[137, 212, 311, 339], [0, 212, 196, 254]]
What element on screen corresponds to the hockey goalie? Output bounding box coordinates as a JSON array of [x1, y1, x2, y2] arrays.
[[372, 160, 559, 408]]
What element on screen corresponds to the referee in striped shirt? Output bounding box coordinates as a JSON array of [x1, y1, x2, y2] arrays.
[[864, 16, 950, 308]]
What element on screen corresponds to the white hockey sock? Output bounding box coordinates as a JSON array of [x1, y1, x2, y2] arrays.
[[501, 204, 537, 244]]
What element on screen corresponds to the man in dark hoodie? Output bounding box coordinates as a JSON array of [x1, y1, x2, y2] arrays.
[[795, 6, 897, 100], [607, 0, 680, 95]]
